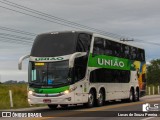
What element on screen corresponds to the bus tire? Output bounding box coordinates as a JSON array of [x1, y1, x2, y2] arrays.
[[48, 104, 58, 109], [135, 89, 140, 101], [97, 89, 105, 107], [129, 89, 135, 102], [84, 90, 95, 108]]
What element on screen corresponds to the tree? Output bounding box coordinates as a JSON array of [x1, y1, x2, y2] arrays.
[[147, 59, 160, 85]]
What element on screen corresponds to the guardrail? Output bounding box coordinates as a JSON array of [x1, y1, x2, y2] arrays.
[[146, 85, 160, 95]]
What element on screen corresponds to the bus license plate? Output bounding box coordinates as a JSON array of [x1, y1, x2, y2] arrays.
[[43, 99, 51, 103]]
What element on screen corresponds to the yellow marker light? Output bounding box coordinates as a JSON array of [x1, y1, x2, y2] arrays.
[[64, 90, 69, 94], [28, 91, 33, 95], [35, 63, 44, 66]]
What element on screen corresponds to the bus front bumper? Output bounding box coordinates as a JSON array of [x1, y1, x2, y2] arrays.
[[28, 92, 75, 105]]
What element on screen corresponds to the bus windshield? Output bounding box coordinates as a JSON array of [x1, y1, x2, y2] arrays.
[[29, 61, 70, 87]]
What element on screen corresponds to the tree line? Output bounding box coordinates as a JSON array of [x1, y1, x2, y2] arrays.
[[147, 59, 160, 85]]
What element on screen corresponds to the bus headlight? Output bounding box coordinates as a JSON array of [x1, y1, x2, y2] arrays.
[[28, 90, 33, 95], [64, 90, 69, 94], [62, 86, 77, 95]]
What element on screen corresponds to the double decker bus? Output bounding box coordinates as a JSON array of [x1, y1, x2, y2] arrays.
[[18, 31, 146, 109]]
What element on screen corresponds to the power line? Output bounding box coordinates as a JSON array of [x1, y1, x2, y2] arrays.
[[0, 36, 32, 45], [0, 33, 33, 41], [0, 5, 85, 31], [134, 40, 160, 46], [0, 32, 34, 45], [0, 26, 36, 36], [0, 42, 29, 48], [0, 0, 126, 39], [1, 0, 160, 47], [120, 38, 160, 46]]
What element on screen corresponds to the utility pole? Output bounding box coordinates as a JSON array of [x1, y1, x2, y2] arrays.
[[0, 74, 1, 83]]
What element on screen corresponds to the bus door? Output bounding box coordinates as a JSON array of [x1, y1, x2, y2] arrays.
[[74, 82, 84, 103], [73, 66, 84, 103]]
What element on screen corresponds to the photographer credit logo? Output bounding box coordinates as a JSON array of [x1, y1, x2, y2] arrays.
[[2, 112, 11, 117], [1, 112, 42, 118], [142, 103, 159, 112]]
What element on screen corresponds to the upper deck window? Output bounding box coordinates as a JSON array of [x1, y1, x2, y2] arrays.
[[93, 37, 145, 61]]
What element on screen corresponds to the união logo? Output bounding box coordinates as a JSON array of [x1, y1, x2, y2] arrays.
[[97, 58, 125, 68], [35, 57, 64, 61]]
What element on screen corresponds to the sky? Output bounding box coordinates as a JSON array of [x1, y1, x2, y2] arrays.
[[0, 0, 160, 82]]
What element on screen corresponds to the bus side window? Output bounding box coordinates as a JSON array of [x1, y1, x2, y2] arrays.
[[121, 70, 130, 83], [76, 33, 91, 52], [141, 49, 145, 61], [93, 38, 105, 56], [130, 47, 137, 60], [114, 42, 122, 57], [139, 49, 145, 61], [136, 48, 144, 61], [104, 40, 113, 56], [124, 45, 130, 59], [74, 56, 87, 82]]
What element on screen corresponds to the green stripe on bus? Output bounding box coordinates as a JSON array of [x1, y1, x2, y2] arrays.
[[33, 85, 69, 94], [88, 53, 132, 70]]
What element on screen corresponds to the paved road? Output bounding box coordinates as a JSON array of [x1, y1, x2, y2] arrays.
[[1, 95, 160, 120]]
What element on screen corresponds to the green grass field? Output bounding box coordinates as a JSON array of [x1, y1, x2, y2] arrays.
[[0, 84, 45, 109]]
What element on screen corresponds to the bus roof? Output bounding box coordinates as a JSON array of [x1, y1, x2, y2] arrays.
[[37, 31, 144, 50]]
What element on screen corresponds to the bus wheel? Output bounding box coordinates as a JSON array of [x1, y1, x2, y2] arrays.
[[84, 90, 95, 108], [97, 90, 104, 107], [135, 89, 139, 101], [129, 89, 135, 102], [48, 104, 58, 109]]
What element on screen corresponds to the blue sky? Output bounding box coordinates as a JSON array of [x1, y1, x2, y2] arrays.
[[0, 0, 160, 82]]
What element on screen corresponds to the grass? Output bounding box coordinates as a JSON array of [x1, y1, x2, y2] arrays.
[[0, 84, 45, 110]]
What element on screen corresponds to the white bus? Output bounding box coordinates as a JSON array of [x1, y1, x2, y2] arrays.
[[18, 31, 146, 109]]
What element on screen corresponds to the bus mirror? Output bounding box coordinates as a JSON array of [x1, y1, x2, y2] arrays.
[[18, 55, 30, 70], [69, 52, 86, 68]]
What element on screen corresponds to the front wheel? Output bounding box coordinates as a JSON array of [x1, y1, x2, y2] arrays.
[[84, 90, 95, 108], [48, 104, 58, 109]]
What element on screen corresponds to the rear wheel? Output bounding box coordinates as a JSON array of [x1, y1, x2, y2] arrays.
[[84, 90, 95, 108], [129, 89, 135, 102], [135, 89, 140, 101], [97, 90, 105, 107], [48, 104, 58, 109]]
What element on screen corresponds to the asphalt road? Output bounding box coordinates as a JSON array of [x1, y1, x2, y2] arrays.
[[1, 95, 160, 120]]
